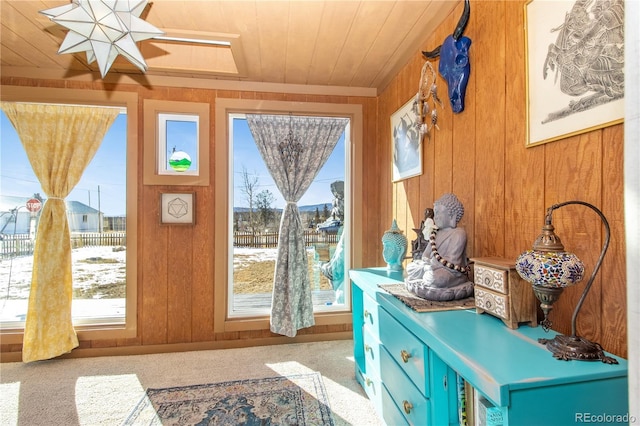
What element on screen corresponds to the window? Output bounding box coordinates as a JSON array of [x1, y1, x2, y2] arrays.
[[214, 98, 363, 333], [229, 115, 349, 318], [143, 99, 209, 186], [157, 113, 199, 176], [0, 87, 137, 341]]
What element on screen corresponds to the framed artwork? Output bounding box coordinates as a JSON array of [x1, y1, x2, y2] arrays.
[[391, 97, 422, 181], [160, 192, 195, 225], [525, 0, 624, 147]]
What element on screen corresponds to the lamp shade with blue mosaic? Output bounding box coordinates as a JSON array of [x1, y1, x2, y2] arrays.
[[515, 201, 617, 364]]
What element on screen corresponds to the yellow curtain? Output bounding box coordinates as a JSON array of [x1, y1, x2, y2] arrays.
[[0, 102, 119, 362]]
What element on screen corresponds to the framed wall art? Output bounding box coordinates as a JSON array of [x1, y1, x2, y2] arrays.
[[525, 0, 624, 147], [391, 97, 422, 181], [160, 192, 195, 225]]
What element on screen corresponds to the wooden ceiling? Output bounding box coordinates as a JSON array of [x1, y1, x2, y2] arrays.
[[1, 1, 459, 94]]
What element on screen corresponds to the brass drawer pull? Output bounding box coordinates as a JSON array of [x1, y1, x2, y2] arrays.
[[400, 349, 412, 363], [403, 400, 413, 414], [364, 310, 370, 319], [364, 344, 372, 353], [365, 377, 373, 387]]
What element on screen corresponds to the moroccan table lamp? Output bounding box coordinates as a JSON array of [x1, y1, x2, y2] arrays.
[[515, 200, 617, 364]]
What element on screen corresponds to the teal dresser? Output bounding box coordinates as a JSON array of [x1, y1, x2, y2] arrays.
[[350, 267, 629, 426]]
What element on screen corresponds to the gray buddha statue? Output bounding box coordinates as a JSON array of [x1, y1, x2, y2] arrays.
[[405, 193, 474, 301]]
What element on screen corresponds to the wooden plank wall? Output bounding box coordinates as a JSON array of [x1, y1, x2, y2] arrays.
[[0, 0, 627, 360], [135, 91, 379, 347], [0, 77, 378, 357], [376, 0, 627, 358]]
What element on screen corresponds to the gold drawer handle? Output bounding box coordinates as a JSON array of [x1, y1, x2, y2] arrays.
[[403, 400, 413, 414], [365, 377, 373, 387], [364, 344, 372, 353], [400, 349, 412, 363], [364, 310, 370, 319]]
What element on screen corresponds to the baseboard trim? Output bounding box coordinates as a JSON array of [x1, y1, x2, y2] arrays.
[[1, 332, 352, 363]]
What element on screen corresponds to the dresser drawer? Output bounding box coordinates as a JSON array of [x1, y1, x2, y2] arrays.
[[381, 384, 410, 426], [356, 365, 383, 413], [379, 307, 429, 396], [475, 287, 509, 320], [474, 264, 508, 294], [362, 292, 381, 335], [381, 347, 429, 426], [363, 327, 382, 378]]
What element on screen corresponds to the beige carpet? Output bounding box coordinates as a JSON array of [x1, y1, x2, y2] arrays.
[[0, 340, 383, 426]]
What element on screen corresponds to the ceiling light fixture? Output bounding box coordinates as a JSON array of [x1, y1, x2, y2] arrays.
[[40, 0, 164, 78]]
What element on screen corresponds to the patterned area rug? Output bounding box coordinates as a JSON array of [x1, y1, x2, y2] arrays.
[[123, 372, 334, 425], [379, 283, 475, 312]]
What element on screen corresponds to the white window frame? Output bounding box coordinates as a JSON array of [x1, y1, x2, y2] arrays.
[[0, 86, 138, 343], [143, 99, 210, 186], [157, 113, 200, 176], [214, 98, 363, 334], [227, 114, 352, 319]]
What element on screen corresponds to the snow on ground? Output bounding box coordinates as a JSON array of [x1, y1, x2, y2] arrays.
[[233, 247, 279, 268], [2, 246, 318, 299], [0, 246, 332, 322], [233, 247, 319, 269], [0, 246, 126, 300]]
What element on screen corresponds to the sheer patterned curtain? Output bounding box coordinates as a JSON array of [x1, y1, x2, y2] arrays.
[[246, 114, 348, 337], [0, 102, 119, 362]]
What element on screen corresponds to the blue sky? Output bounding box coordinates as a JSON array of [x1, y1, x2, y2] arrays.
[[232, 118, 345, 209], [1, 113, 344, 215], [1, 112, 127, 216]]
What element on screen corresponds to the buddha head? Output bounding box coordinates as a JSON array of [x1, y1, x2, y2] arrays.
[[382, 219, 408, 271], [433, 193, 464, 229]]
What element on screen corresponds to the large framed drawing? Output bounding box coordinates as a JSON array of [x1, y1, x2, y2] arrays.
[[525, 0, 624, 147], [391, 97, 422, 181]]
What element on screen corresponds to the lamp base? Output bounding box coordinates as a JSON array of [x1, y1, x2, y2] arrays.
[[531, 286, 563, 331], [538, 334, 618, 364]]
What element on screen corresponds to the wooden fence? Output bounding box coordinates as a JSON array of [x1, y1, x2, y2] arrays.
[[71, 232, 127, 248], [1, 230, 334, 259], [0, 232, 126, 260], [234, 230, 339, 248], [0, 234, 34, 259]]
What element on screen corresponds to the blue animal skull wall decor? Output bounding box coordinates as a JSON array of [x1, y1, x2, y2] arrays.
[[422, 0, 471, 114]]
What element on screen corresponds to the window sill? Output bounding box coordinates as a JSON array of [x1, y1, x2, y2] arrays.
[[1, 320, 136, 345], [223, 311, 352, 333]]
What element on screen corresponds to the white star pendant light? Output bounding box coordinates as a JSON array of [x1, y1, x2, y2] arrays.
[[40, 0, 164, 78]]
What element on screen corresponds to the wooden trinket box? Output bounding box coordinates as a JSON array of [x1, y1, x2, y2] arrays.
[[471, 257, 538, 329]]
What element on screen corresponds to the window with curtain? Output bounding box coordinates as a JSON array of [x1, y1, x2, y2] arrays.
[[0, 107, 128, 329], [228, 115, 350, 319]]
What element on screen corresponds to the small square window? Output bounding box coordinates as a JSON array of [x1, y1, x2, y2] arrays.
[[143, 100, 209, 186], [158, 113, 199, 176]]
